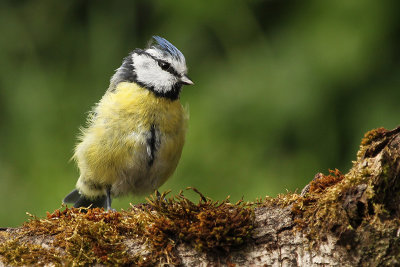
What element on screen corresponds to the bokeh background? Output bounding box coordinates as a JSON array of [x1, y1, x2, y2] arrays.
[[1, 0, 399, 227]]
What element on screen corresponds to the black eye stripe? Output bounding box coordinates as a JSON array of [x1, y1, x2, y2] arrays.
[[136, 50, 181, 77], [157, 59, 180, 76], [158, 60, 170, 71]]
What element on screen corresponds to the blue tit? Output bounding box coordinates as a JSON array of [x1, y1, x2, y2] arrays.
[[63, 36, 193, 210]]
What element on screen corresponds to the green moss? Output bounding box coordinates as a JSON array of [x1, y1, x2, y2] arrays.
[[284, 127, 400, 265], [2, 126, 399, 265], [0, 239, 63, 266], [360, 128, 387, 147], [145, 189, 254, 257], [261, 192, 301, 208], [22, 207, 140, 266], [0, 188, 255, 266]]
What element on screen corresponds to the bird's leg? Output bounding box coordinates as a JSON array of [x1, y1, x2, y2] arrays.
[[156, 190, 162, 200], [156, 190, 167, 202], [106, 187, 112, 211]]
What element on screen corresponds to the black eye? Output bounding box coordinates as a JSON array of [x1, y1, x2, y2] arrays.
[[158, 61, 170, 71]]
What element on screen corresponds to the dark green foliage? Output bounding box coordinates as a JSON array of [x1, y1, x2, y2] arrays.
[[1, 0, 400, 226]]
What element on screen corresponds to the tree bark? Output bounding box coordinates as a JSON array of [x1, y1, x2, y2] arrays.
[[1, 127, 400, 266]]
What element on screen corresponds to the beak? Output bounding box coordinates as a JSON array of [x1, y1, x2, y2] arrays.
[[180, 75, 194, 85]]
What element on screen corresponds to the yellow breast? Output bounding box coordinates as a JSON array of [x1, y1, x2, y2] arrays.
[[74, 82, 187, 197]]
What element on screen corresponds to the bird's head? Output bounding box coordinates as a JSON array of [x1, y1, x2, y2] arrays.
[[110, 36, 193, 100]]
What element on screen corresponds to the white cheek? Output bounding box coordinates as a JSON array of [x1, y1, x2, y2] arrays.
[[137, 67, 174, 91], [132, 54, 176, 93]]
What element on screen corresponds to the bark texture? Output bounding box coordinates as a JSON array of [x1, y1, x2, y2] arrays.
[[1, 127, 400, 266]]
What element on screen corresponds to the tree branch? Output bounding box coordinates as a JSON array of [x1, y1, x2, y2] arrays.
[[1, 127, 400, 266]]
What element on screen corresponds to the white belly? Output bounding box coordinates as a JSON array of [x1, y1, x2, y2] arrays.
[[110, 129, 183, 197]]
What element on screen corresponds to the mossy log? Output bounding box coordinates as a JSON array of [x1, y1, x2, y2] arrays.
[[1, 127, 400, 266]]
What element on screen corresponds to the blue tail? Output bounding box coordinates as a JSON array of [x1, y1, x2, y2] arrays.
[[63, 189, 108, 209]]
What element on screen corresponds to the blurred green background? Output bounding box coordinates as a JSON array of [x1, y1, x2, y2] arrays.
[[1, 0, 399, 227]]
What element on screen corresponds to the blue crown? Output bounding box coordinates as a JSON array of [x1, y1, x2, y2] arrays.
[[151, 36, 185, 62]]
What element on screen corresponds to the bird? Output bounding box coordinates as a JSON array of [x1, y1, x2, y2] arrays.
[[63, 36, 193, 210]]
